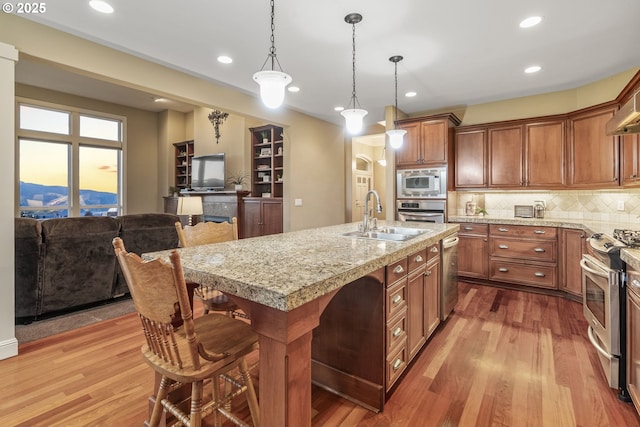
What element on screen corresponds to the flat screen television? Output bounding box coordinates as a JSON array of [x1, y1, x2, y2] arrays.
[[191, 153, 225, 190]]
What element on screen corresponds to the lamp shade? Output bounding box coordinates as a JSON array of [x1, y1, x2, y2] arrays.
[[176, 196, 203, 216], [341, 108, 368, 134], [253, 70, 292, 109], [387, 128, 407, 149]]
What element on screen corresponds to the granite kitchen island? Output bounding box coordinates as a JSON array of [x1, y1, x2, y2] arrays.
[[144, 220, 459, 427]]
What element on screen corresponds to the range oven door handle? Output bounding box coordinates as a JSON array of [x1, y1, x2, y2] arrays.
[[579, 258, 609, 278], [588, 325, 613, 359]]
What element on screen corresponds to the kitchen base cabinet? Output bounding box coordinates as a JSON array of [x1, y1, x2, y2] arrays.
[[241, 197, 282, 238], [424, 256, 440, 338], [627, 269, 640, 418], [457, 224, 489, 279], [560, 228, 585, 299]]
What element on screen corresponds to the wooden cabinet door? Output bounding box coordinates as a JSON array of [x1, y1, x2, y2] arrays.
[[568, 106, 619, 187], [421, 120, 447, 164], [424, 260, 440, 339], [627, 280, 640, 414], [488, 125, 524, 188], [395, 121, 421, 167], [455, 129, 487, 188], [621, 133, 640, 186], [407, 269, 425, 361], [241, 199, 262, 238], [458, 235, 488, 279], [525, 120, 565, 188], [560, 228, 585, 298], [261, 199, 283, 236]]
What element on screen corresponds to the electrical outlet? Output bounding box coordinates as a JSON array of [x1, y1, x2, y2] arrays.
[[617, 200, 625, 211], [294, 198, 303, 207]]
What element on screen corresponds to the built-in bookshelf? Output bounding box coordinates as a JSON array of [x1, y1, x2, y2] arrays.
[[250, 125, 284, 198], [173, 140, 194, 190]]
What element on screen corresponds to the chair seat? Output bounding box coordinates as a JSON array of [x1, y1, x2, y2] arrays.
[[143, 313, 257, 382]]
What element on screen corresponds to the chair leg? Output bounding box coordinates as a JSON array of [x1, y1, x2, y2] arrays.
[[149, 376, 171, 427], [190, 380, 204, 427], [211, 375, 222, 427], [239, 357, 260, 427]]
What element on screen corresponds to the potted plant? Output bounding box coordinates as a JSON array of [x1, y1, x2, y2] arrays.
[[168, 186, 179, 197], [227, 171, 249, 191], [475, 207, 488, 217]]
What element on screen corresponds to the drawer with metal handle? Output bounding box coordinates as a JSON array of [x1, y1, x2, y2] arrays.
[[489, 238, 556, 262], [386, 311, 407, 354], [489, 224, 557, 240], [386, 258, 408, 286], [386, 343, 407, 390], [489, 260, 557, 289], [386, 280, 407, 319]]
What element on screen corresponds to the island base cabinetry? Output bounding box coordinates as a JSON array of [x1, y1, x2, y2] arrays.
[[312, 241, 444, 413]]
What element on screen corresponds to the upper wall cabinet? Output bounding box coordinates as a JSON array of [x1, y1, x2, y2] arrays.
[[622, 133, 640, 186], [567, 105, 619, 188], [395, 113, 460, 168], [455, 117, 566, 190], [455, 128, 487, 188]]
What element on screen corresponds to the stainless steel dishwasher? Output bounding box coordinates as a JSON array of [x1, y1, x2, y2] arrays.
[[441, 234, 459, 321]]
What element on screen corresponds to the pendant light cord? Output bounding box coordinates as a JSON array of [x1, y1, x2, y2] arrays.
[[394, 60, 399, 129], [350, 21, 357, 109], [259, 0, 285, 72]]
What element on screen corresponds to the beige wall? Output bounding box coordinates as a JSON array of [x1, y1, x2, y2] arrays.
[[0, 42, 18, 360], [1, 13, 346, 231]]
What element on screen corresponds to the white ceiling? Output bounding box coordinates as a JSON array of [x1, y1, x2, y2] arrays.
[[16, 0, 640, 130]]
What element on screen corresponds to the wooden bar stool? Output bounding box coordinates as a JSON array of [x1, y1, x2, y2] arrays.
[[175, 218, 247, 318], [113, 237, 259, 427]]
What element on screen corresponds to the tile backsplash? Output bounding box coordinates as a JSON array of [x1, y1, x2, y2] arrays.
[[450, 190, 640, 223]]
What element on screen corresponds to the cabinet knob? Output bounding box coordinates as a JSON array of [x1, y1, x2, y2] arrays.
[[498, 227, 509, 232], [534, 248, 546, 252], [415, 255, 424, 263], [393, 359, 402, 371], [534, 272, 546, 277], [425, 270, 432, 277], [464, 226, 473, 231], [392, 295, 403, 305], [430, 246, 439, 253], [498, 267, 509, 272], [534, 230, 546, 234], [393, 265, 405, 274], [632, 279, 640, 289], [393, 327, 403, 337], [498, 244, 509, 249]]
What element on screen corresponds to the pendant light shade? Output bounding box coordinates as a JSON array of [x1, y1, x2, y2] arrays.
[[253, 70, 292, 109], [342, 13, 367, 135], [254, 0, 291, 109], [386, 55, 406, 149], [387, 128, 407, 149]]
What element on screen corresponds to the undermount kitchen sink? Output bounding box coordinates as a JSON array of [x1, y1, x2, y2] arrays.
[[342, 227, 429, 242]]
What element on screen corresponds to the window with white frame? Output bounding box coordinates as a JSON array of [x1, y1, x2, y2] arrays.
[[16, 100, 125, 218]]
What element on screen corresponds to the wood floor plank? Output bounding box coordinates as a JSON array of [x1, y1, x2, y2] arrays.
[[2, 283, 640, 427]]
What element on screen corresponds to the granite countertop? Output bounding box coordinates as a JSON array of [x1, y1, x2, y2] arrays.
[[144, 221, 459, 312], [449, 215, 640, 236]]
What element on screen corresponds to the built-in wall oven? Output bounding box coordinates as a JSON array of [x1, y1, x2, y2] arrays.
[[396, 200, 446, 223], [581, 232, 631, 401]]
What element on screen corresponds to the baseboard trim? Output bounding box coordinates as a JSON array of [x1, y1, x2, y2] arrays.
[[0, 336, 18, 360]]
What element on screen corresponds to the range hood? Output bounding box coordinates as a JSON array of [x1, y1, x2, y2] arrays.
[[606, 90, 640, 135]]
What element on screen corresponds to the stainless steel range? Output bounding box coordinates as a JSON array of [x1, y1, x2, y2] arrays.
[[582, 230, 638, 401]]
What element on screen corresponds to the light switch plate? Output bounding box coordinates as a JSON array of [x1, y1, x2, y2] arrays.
[[294, 198, 303, 207], [617, 200, 625, 211]]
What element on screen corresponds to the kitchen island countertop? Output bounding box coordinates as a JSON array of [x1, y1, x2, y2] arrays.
[[144, 220, 459, 312]]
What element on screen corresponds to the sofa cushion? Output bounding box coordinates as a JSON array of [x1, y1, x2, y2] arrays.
[[114, 213, 180, 296], [40, 217, 120, 315], [15, 218, 42, 319]]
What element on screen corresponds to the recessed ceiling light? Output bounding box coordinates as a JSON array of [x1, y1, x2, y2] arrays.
[[153, 97, 168, 103], [525, 65, 542, 74], [334, 106, 344, 112], [405, 91, 417, 98], [217, 55, 232, 64], [89, 0, 114, 14], [288, 86, 300, 93], [520, 16, 542, 28]]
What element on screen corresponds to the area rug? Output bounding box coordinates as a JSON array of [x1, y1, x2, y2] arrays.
[[15, 298, 136, 343]]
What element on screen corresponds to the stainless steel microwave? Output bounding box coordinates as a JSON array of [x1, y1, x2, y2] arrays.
[[397, 167, 447, 199]]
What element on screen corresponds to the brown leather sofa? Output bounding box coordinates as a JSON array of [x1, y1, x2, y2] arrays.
[[15, 213, 180, 321]]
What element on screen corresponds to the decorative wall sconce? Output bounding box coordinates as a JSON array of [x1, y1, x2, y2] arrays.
[[208, 110, 229, 144]]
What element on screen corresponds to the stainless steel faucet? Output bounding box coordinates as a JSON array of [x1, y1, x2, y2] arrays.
[[363, 189, 383, 231]]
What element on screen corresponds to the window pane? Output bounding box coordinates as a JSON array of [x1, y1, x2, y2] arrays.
[[79, 145, 120, 217], [19, 105, 70, 135], [79, 115, 121, 141], [19, 139, 69, 218]]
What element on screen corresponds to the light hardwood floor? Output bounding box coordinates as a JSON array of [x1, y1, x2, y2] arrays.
[[2, 282, 639, 427]]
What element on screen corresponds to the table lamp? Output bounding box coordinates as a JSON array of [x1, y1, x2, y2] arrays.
[[176, 196, 203, 226]]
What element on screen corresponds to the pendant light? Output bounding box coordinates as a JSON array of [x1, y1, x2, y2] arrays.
[[377, 146, 387, 167], [386, 55, 406, 149], [341, 13, 367, 134], [253, 0, 292, 109]]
